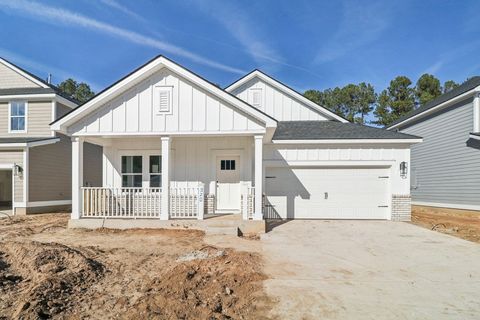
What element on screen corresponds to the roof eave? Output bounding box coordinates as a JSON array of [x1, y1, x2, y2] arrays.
[[387, 87, 480, 130], [271, 138, 423, 144]]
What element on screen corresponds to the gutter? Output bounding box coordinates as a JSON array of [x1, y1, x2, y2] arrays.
[[387, 88, 480, 130]]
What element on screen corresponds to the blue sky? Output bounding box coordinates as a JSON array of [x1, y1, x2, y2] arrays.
[[1, 0, 479, 98]]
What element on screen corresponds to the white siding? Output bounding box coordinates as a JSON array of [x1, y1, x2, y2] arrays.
[[264, 143, 411, 195], [102, 136, 253, 195], [68, 68, 264, 135], [230, 78, 328, 121]]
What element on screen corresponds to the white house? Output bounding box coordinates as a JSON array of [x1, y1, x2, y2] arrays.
[[51, 56, 421, 228]]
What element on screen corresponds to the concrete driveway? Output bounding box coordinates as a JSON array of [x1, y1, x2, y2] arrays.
[[261, 220, 480, 320]]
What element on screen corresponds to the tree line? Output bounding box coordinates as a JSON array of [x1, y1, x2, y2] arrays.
[[303, 74, 462, 126]]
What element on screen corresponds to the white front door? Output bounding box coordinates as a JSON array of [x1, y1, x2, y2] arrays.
[[216, 156, 241, 212]]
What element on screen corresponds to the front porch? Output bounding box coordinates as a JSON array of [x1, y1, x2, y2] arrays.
[[72, 135, 264, 222]]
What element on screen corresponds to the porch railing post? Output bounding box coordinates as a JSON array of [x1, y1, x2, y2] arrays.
[[160, 137, 170, 220], [197, 183, 204, 220]]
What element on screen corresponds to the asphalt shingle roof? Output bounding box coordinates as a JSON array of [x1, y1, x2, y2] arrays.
[[0, 87, 56, 96], [273, 121, 421, 140], [388, 76, 480, 128]]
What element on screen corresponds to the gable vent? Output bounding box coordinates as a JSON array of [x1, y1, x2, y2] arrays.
[[250, 89, 262, 108], [155, 86, 173, 114]]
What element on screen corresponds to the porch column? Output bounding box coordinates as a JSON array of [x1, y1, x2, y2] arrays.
[[71, 137, 84, 220], [161, 137, 170, 220], [254, 135, 264, 220]]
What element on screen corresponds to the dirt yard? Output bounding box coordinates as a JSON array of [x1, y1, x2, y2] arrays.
[[0, 214, 272, 319], [411, 205, 480, 243]]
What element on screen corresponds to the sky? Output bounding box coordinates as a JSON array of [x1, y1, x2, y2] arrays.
[[1, 0, 480, 115]]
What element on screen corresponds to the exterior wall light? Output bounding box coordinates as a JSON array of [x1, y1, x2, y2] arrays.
[[13, 164, 23, 177], [400, 161, 408, 178]]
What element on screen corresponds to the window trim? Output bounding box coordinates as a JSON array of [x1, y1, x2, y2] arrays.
[[118, 150, 165, 188], [8, 100, 28, 133], [154, 85, 173, 115]]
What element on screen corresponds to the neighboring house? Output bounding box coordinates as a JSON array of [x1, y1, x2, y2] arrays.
[[387, 77, 480, 211], [0, 58, 101, 215], [51, 55, 421, 227]]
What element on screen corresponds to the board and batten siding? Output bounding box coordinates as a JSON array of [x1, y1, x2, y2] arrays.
[[0, 150, 24, 203], [0, 101, 53, 137], [68, 69, 264, 135], [264, 143, 411, 195], [0, 63, 40, 89], [102, 136, 253, 195], [399, 98, 480, 207], [230, 78, 328, 121]]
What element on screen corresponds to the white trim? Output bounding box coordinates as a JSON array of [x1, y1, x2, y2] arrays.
[[0, 138, 59, 149], [8, 100, 28, 133], [71, 137, 84, 219], [52, 56, 276, 133], [254, 135, 263, 220], [0, 164, 15, 169], [51, 100, 57, 136], [27, 200, 72, 207], [0, 94, 77, 108], [226, 70, 348, 123], [0, 58, 50, 88], [473, 93, 480, 133], [23, 148, 28, 204], [271, 139, 423, 144], [469, 134, 480, 140], [387, 88, 480, 130], [72, 130, 267, 137], [412, 201, 480, 212], [161, 137, 170, 220]]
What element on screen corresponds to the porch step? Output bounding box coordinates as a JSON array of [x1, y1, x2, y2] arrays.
[[204, 226, 239, 236]]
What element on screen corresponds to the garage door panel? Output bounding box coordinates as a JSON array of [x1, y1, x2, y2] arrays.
[[265, 167, 390, 220]]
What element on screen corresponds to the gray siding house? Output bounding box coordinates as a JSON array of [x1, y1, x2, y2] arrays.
[[387, 77, 480, 211], [0, 57, 102, 215]]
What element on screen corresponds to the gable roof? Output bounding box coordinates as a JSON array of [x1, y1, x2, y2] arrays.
[[51, 55, 277, 132], [387, 76, 480, 130], [273, 121, 421, 142], [225, 69, 349, 123], [0, 57, 79, 105]]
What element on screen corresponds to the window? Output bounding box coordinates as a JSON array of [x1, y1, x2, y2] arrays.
[[220, 159, 236, 171], [9, 101, 26, 132], [250, 89, 262, 108], [155, 86, 172, 114], [149, 155, 162, 187], [121, 156, 142, 187]]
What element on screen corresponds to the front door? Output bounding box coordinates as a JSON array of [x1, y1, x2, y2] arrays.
[[216, 156, 241, 212]]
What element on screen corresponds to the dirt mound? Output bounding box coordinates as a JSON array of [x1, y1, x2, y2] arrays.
[[0, 241, 104, 319], [124, 247, 269, 320]]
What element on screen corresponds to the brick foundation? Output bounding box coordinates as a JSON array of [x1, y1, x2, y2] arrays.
[[205, 194, 215, 215], [391, 195, 411, 221]]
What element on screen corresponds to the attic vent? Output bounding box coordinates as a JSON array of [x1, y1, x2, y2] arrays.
[[155, 86, 173, 114], [250, 89, 262, 108]]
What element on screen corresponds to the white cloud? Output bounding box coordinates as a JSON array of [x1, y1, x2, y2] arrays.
[[98, 0, 144, 21], [315, 0, 393, 63], [0, 0, 245, 74]]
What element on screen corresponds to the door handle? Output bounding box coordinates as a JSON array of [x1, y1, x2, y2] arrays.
[[324, 192, 328, 199]]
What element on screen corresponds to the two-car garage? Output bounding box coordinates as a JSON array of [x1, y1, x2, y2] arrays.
[[264, 166, 391, 220]]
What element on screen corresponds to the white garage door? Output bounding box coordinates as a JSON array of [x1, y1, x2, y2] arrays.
[[265, 167, 390, 219]]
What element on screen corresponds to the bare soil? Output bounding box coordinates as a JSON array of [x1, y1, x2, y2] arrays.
[[411, 205, 480, 243], [0, 214, 272, 319]]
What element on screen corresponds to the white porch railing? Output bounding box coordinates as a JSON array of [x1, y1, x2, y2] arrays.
[[170, 186, 204, 219], [82, 187, 162, 218], [81, 185, 204, 219]]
